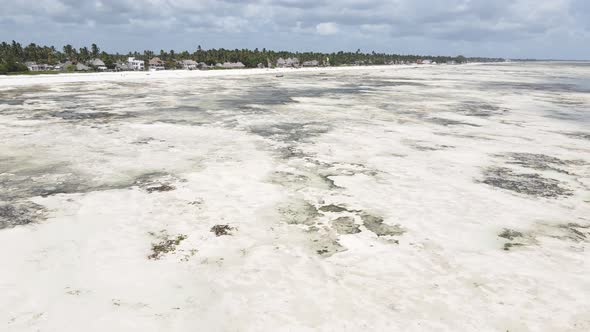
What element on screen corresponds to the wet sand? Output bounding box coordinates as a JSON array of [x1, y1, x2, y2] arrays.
[[1, 62, 589, 331]]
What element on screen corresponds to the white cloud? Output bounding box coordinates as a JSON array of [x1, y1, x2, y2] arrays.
[[316, 22, 339, 35], [0, 0, 588, 58]]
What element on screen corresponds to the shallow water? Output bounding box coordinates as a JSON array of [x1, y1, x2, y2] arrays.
[[1, 63, 589, 331]]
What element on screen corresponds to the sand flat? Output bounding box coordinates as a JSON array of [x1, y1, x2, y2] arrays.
[[1, 62, 589, 331]]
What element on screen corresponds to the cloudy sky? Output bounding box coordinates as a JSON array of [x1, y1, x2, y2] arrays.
[[1, 0, 589, 59]]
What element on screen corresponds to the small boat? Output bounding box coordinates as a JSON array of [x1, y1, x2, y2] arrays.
[[276, 74, 284, 78]]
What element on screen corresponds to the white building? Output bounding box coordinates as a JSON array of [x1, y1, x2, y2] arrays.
[[25, 62, 52, 71], [127, 57, 145, 71], [25, 62, 40, 71]]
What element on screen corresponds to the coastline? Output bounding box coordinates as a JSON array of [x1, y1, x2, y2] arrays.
[[0, 64, 451, 87]]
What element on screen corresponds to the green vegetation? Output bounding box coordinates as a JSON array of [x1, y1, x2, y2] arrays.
[[1, 40, 505, 75], [0, 58, 28, 74], [5, 70, 60, 76]]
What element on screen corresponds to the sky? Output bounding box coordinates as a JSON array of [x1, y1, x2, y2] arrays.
[[1, 0, 589, 59]]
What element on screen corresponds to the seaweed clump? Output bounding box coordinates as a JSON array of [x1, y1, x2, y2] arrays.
[[148, 231, 187, 260], [498, 228, 524, 240], [210, 224, 235, 237]]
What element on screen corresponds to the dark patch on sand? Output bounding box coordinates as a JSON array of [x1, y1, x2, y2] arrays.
[[497, 227, 535, 251], [481, 167, 572, 198], [218, 87, 295, 108], [499, 222, 589, 251], [145, 184, 176, 193], [319, 204, 349, 213], [131, 137, 166, 145], [0, 201, 47, 230], [50, 110, 128, 120], [351, 79, 428, 89], [426, 117, 481, 127], [210, 224, 235, 237], [554, 223, 590, 242], [549, 96, 586, 106], [309, 230, 348, 257], [501, 153, 572, 174], [403, 139, 455, 151], [279, 200, 320, 226], [0, 164, 96, 200], [503, 242, 525, 251], [457, 102, 507, 117], [563, 132, 590, 141], [267, 171, 321, 192], [269, 171, 310, 187], [498, 228, 524, 240], [361, 213, 405, 237], [249, 122, 330, 143], [0, 86, 52, 106], [331, 217, 361, 235], [1, 163, 180, 201], [488, 81, 590, 94], [318, 174, 342, 189], [148, 230, 187, 260], [544, 109, 590, 123], [278, 199, 348, 256], [133, 172, 179, 193], [278, 146, 308, 159]]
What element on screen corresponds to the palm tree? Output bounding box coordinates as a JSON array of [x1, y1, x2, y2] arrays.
[[91, 43, 100, 58], [63, 44, 74, 60]]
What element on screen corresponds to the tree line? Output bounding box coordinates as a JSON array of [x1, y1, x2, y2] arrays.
[[1, 40, 505, 73]]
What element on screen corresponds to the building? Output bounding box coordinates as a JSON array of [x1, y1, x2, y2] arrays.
[[217, 62, 245, 69], [276, 57, 299, 68], [302, 60, 319, 67], [181, 59, 198, 70], [58, 61, 74, 71], [127, 57, 145, 71], [149, 57, 165, 71], [25, 62, 40, 71], [115, 62, 131, 71], [24, 62, 52, 71], [88, 58, 107, 70], [76, 63, 90, 71]]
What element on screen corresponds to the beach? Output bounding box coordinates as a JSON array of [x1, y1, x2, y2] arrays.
[[1, 62, 589, 331]]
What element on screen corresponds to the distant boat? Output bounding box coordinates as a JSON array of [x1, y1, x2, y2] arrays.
[[276, 74, 284, 77]]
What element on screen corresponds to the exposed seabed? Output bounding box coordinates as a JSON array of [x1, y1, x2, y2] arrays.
[[1, 63, 589, 331]]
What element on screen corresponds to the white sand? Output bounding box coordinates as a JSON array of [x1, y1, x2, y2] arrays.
[[0, 65, 421, 87], [1, 62, 589, 331]]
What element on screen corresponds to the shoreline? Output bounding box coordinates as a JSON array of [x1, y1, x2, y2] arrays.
[[0, 63, 471, 87]]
